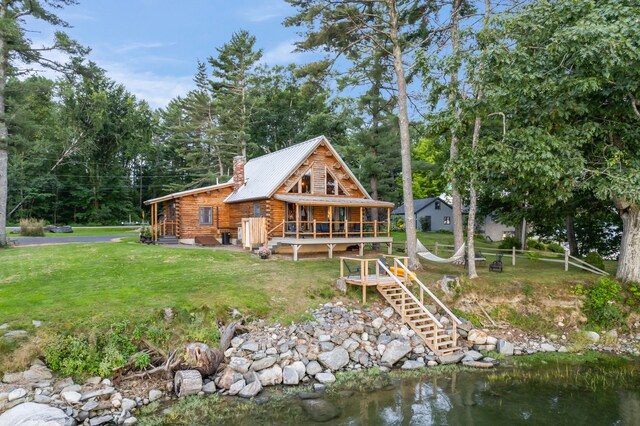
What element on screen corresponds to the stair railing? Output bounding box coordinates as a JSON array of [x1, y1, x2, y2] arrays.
[[377, 260, 443, 330], [392, 258, 462, 343]]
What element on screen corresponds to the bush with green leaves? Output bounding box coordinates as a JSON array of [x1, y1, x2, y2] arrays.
[[584, 251, 605, 272], [499, 236, 519, 249], [575, 277, 625, 329], [527, 238, 545, 250], [391, 217, 405, 232], [546, 243, 565, 254]]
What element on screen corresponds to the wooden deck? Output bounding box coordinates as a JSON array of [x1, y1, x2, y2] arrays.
[[269, 236, 393, 260]]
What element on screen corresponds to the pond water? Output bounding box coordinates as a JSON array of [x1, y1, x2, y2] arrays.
[[143, 357, 640, 426]]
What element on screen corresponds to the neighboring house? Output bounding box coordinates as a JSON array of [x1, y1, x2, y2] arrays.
[[392, 197, 515, 241], [144, 136, 394, 259], [391, 197, 454, 232]]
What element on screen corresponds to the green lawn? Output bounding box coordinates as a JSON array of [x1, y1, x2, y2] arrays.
[[14, 226, 140, 238]]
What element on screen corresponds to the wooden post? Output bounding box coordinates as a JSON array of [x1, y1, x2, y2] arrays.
[[512, 246, 516, 266], [329, 207, 333, 238], [388, 242, 393, 255], [452, 319, 458, 344], [359, 243, 365, 256], [362, 284, 366, 304], [313, 219, 317, 239], [376, 260, 380, 284], [374, 220, 378, 237], [564, 250, 569, 271], [387, 208, 391, 237], [434, 242, 438, 255], [296, 205, 300, 239], [420, 286, 424, 306], [327, 244, 336, 259], [292, 244, 301, 261], [345, 219, 348, 237], [340, 258, 344, 278], [282, 219, 285, 238], [360, 207, 363, 238]]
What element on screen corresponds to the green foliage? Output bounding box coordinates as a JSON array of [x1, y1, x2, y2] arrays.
[[584, 252, 605, 272], [546, 243, 565, 254], [527, 239, 545, 251], [19, 218, 45, 237], [419, 216, 431, 232], [133, 352, 151, 370], [575, 278, 625, 328], [499, 236, 519, 250], [391, 217, 405, 232]]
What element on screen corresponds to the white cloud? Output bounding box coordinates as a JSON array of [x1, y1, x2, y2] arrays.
[[262, 41, 309, 65], [240, 1, 290, 22], [111, 42, 173, 54]]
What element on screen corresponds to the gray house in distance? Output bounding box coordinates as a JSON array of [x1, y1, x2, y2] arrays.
[[392, 197, 453, 232], [392, 196, 515, 240]]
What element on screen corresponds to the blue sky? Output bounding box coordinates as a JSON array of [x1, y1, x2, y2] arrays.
[[32, 0, 315, 108]]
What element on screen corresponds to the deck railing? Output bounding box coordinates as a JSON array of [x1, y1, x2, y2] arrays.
[[154, 220, 177, 238], [280, 220, 390, 239]]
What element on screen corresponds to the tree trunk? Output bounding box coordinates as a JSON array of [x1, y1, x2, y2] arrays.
[[371, 175, 380, 250], [174, 370, 203, 397], [387, 0, 421, 270], [0, 8, 8, 248], [467, 114, 483, 279], [615, 199, 640, 283], [566, 214, 579, 256]]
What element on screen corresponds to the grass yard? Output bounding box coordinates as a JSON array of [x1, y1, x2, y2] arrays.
[[13, 226, 141, 238]]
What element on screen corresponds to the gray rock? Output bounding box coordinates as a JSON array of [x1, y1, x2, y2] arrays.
[[318, 347, 349, 371], [381, 340, 411, 367], [228, 379, 245, 396], [401, 360, 425, 370], [124, 417, 138, 425], [121, 398, 136, 412], [231, 337, 244, 348], [558, 346, 568, 353], [85, 377, 102, 386], [381, 307, 395, 319], [238, 377, 262, 398], [229, 357, 252, 373], [0, 402, 76, 426], [464, 350, 484, 361], [583, 331, 600, 343], [62, 391, 82, 404], [605, 329, 618, 339], [34, 394, 52, 404], [2, 330, 27, 338], [467, 329, 488, 344], [80, 387, 114, 401], [0, 323, 9, 330], [306, 360, 323, 376], [315, 372, 336, 384], [458, 320, 474, 333], [241, 341, 260, 352], [372, 318, 384, 329], [291, 361, 307, 380], [318, 335, 331, 342], [80, 400, 99, 412], [251, 356, 277, 371], [540, 343, 556, 352], [437, 353, 465, 365], [32, 320, 43, 328], [23, 366, 53, 382], [2, 372, 23, 384], [342, 338, 359, 353], [300, 399, 340, 422], [8, 388, 27, 402], [61, 385, 82, 394], [462, 360, 494, 369], [283, 366, 299, 385], [486, 336, 498, 345], [497, 340, 514, 356], [89, 415, 113, 425], [257, 365, 283, 386], [148, 389, 163, 402], [202, 382, 217, 394], [319, 341, 335, 352]]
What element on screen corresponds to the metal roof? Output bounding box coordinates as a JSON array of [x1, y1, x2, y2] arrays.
[[391, 197, 451, 215], [144, 182, 234, 205], [274, 194, 395, 208]]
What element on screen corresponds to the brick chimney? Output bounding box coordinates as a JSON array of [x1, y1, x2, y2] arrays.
[[232, 155, 245, 191]]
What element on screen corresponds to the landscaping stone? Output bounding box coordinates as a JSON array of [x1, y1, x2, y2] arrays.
[[583, 331, 600, 343], [61, 385, 82, 394], [381, 307, 395, 319], [202, 382, 217, 394], [228, 379, 245, 396], [318, 347, 349, 371], [241, 341, 260, 352], [372, 318, 384, 329], [149, 390, 163, 402], [315, 372, 336, 384], [218, 369, 243, 390], [291, 361, 306, 380], [401, 360, 425, 370], [89, 414, 113, 425], [124, 417, 138, 425], [257, 365, 283, 386], [121, 398, 136, 412], [229, 357, 252, 373], [61, 391, 82, 404], [540, 343, 556, 352], [306, 361, 323, 376], [7, 388, 27, 402], [85, 376, 102, 385], [23, 366, 53, 382], [463, 350, 484, 361], [283, 366, 299, 385], [0, 402, 75, 426], [2, 372, 23, 384], [2, 330, 27, 338], [438, 353, 465, 365], [251, 356, 277, 371], [497, 340, 514, 356], [467, 329, 488, 345], [381, 340, 411, 367], [238, 376, 262, 398], [80, 387, 115, 401]]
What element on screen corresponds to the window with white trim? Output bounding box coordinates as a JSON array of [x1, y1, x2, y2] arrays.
[[199, 207, 213, 225]]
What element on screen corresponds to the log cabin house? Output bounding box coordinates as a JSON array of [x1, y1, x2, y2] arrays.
[[144, 136, 395, 260]]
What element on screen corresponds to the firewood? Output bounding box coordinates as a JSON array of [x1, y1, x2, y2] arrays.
[[174, 370, 203, 397]]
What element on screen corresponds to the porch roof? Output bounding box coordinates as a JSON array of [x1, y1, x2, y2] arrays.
[[274, 194, 395, 208]]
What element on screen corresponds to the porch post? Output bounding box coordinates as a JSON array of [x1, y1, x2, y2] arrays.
[[329, 207, 333, 238], [360, 207, 363, 238], [293, 244, 302, 261], [327, 243, 336, 259], [296, 204, 300, 239], [359, 243, 365, 256], [387, 208, 391, 237]]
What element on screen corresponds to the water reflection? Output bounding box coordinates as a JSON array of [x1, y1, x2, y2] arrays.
[[321, 371, 640, 426]]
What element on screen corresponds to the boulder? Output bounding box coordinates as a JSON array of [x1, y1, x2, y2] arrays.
[[241, 341, 260, 352], [228, 379, 245, 396], [23, 366, 52, 382], [318, 348, 349, 371], [283, 366, 299, 385], [463, 350, 484, 361], [149, 389, 163, 402], [462, 360, 494, 369], [89, 415, 113, 426], [300, 399, 340, 422], [290, 361, 306, 381], [121, 398, 136, 412], [257, 365, 283, 386], [381, 340, 411, 367], [486, 336, 498, 345], [2, 372, 23, 384], [540, 343, 556, 352], [467, 330, 487, 345], [0, 402, 76, 426], [315, 372, 336, 384], [8, 388, 27, 402], [80, 387, 114, 401], [458, 320, 474, 333], [496, 340, 514, 356], [306, 361, 323, 376], [401, 360, 425, 370], [202, 381, 217, 394], [251, 356, 277, 371], [218, 368, 243, 390], [238, 377, 262, 398], [2, 330, 27, 338], [583, 331, 600, 343], [229, 357, 252, 374], [372, 318, 384, 329], [437, 353, 465, 365], [61, 391, 82, 404]]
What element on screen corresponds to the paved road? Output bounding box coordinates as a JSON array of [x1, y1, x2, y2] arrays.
[[11, 235, 128, 246]]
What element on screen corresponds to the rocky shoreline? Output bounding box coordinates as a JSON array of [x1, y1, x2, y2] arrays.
[[2, 301, 639, 425]]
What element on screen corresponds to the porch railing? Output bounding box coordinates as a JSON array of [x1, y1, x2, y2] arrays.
[[154, 220, 177, 238], [277, 220, 390, 239]]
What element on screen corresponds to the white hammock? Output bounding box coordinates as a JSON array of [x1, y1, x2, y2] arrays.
[[417, 241, 466, 263]]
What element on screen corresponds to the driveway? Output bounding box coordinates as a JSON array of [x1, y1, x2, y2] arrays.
[[11, 236, 128, 246]]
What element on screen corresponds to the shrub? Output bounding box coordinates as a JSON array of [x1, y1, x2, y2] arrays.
[[546, 243, 565, 254], [391, 217, 405, 232], [19, 218, 45, 237], [575, 277, 625, 329], [499, 236, 519, 249], [584, 251, 605, 272], [419, 216, 431, 232], [527, 238, 545, 250]]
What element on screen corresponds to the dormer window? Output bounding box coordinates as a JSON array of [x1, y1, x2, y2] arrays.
[[435, 201, 441, 210]]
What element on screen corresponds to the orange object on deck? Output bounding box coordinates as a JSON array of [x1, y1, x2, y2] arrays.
[[389, 266, 416, 282]]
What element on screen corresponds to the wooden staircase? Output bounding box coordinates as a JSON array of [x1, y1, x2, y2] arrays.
[[377, 259, 461, 356]]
